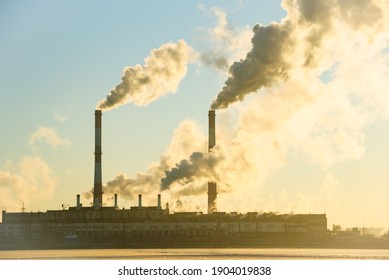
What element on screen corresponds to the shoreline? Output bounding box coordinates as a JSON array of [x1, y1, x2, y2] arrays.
[[1, 247, 389, 260]]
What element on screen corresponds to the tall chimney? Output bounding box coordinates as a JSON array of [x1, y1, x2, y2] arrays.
[[93, 110, 103, 209], [208, 110, 217, 214]]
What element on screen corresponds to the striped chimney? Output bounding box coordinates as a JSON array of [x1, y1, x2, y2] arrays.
[[93, 110, 103, 208]]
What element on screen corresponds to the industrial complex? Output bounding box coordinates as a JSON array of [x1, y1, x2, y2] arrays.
[[0, 110, 327, 249]]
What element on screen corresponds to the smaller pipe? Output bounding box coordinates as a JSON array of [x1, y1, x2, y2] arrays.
[[157, 194, 161, 209], [138, 194, 142, 208]]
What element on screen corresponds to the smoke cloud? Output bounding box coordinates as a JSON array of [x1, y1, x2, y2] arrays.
[[211, 0, 389, 109], [211, 22, 294, 109], [97, 40, 194, 111], [160, 151, 221, 191], [0, 156, 58, 212]]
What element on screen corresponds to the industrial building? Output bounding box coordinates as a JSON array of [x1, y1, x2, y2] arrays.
[[0, 110, 327, 249], [0, 195, 327, 248]]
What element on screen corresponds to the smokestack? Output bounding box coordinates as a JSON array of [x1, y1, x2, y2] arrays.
[[138, 194, 142, 208], [93, 110, 103, 209], [208, 110, 217, 214], [157, 194, 161, 209], [208, 110, 216, 152], [76, 194, 81, 209], [114, 194, 118, 209]]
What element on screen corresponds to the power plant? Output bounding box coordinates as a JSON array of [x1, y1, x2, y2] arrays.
[[0, 109, 327, 249]]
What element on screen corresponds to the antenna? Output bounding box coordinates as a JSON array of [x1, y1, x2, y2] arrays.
[[61, 204, 69, 210]]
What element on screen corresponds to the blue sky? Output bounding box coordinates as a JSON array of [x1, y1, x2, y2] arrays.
[[1, 0, 389, 229]]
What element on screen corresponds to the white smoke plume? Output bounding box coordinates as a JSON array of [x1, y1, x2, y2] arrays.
[[0, 156, 58, 213], [97, 40, 194, 111], [211, 0, 389, 109]]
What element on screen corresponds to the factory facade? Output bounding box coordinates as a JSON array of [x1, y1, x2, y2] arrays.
[[0, 196, 327, 248]]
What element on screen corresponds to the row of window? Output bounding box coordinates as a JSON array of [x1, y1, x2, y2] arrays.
[[3, 210, 165, 222]]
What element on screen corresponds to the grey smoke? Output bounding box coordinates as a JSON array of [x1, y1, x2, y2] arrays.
[[211, 22, 294, 109], [211, 0, 387, 110], [84, 156, 170, 202], [160, 152, 221, 191], [97, 40, 193, 111], [200, 51, 229, 71]]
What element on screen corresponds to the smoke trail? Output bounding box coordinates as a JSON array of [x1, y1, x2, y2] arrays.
[[211, 22, 294, 109], [104, 153, 170, 200], [82, 155, 169, 202], [160, 151, 221, 191], [211, 0, 388, 109], [97, 40, 194, 111]]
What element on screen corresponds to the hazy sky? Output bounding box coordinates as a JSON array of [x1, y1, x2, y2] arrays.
[[1, 0, 389, 229]]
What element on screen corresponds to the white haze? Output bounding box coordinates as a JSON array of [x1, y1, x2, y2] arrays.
[[0, 156, 58, 217], [197, 6, 253, 71]]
